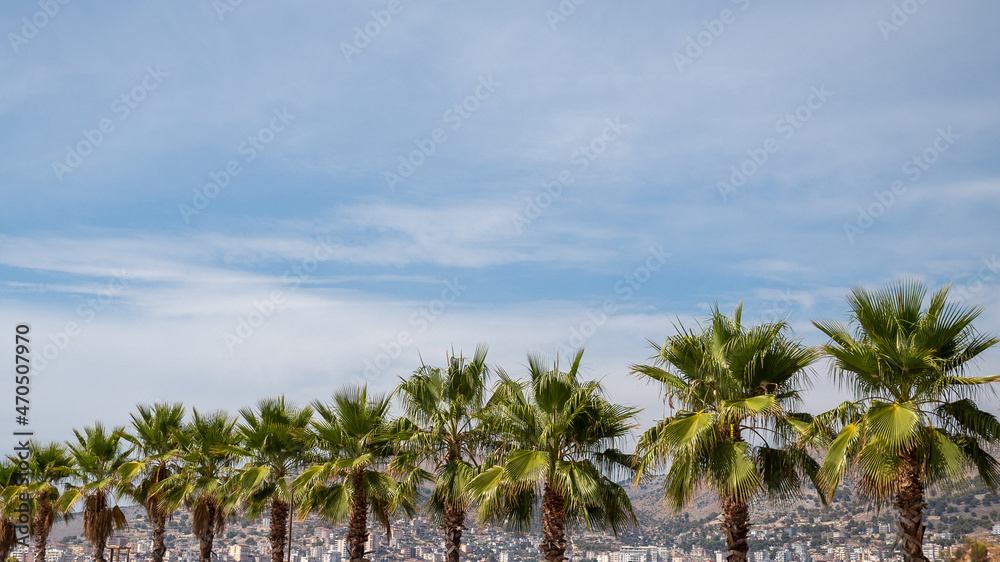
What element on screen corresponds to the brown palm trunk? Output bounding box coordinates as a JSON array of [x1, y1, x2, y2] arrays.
[[93, 536, 108, 562], [721, 497, 750, 562], [443, 502, 465, 562], [0, 517, 17, 562], [270, 498, 289, 562], [198, 534, 215, 562], [719, 426, 749, 562], [150, 465, 170, 562], [149, 508, 167, 562], [33, 495, 53, 562], [348, 472, 369, 562], [442, 447, 465, 562], [895, 453, 929, 562], [197, 500, 219, 562], [86, 492, 110, 562], [539, 482, 567, 562]]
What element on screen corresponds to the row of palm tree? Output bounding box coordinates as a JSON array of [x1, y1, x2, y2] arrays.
[[631, 281, 1000, 562], [1, 280, 997, 562]]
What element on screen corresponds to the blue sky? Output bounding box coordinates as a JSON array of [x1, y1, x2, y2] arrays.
[[2, 0, 999, 445]]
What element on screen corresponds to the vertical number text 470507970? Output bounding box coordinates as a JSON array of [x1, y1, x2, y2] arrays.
[[14, 325, 31, 429]]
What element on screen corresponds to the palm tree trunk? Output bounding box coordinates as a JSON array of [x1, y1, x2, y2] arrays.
[[198, 534, 215, 562], [85, 492, 112, 562], [443, 502, 465, 562], [270, 498, 289, 562], [149, 507, 167, 562], [721, 497, 750, 562], [895, 453, 929, 562], [197, 500, 219, 562], [93, 536, 108, 562], [442, 447, 465, 562], [0, 517, 17, 562], [33, 496, 52, 562], [150, 465, 170, 562], [348, 472, 369, 562], [539, 482, 567, 562]]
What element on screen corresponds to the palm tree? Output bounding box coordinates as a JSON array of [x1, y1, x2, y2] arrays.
[[7, 442, 76, 562], [228, 397, 313, 562], [118, 403, 186, 562], [156, 409, 243, 562], [395, 344, 491, 562], [0, 459, 24, 562], [631, 305, 822, 562], [469, 349, 639, 562], [813, 280, 1000, 562], [60, 424, 132, 562], [294, 386, 419, 562]]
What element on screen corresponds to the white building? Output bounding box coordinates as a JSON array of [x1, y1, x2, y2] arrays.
[[229, 544, 252, 562], [620, 546, 650, 562]]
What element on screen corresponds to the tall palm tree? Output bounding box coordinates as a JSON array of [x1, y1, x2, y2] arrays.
[[294, 386, 419, 562], [60, 424, 132, 562], [469, 349, 639, 562], [228, 397, 313, 562], [0, 459, 24, 562], [6, 442, 76, 562], [631, 305, 822, 562], [156, 409, 243, 562], [813, 280, 1000, 562], [118, 403, 186, 562], [395, 344, 491, 562]]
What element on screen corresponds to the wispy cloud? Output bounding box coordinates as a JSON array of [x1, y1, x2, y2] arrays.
[[2, 0, 999, 443]]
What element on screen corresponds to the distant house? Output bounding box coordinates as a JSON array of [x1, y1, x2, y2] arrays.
[[229, 544, 253, 562]]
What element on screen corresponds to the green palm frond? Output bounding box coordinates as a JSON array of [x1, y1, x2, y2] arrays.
[[865, 401, 921, 454], [468, 349, 638, 538], [633, 304, 821, 516], [395, 344, 492, 524], [936, 399, 1000, 441], [708, 441, 760, 502], [814, 279, 1000, 508], [297, 384, 414, 547]]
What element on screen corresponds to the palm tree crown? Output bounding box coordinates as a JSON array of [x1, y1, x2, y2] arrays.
[[0, 459, 24, 562], [396, 344, 492, 562], [632, 304, 821, 562], [119, 403, 186, 562], [230, 397, 313, 562], [470, 349, 639, 562], [294, 386, 418, 562], [813, 280, 1000, 562], [19, 442, 75, 562], [60, 424, 132, 562], [157, 409, 243, 562]]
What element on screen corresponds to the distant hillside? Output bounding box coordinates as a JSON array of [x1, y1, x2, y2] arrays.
[[40, 473, 1000, 552], [620, 471, 1000, 549]]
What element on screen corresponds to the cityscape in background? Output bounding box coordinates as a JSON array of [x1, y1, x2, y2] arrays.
[[12, 476, 999, 562]]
